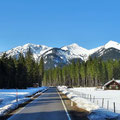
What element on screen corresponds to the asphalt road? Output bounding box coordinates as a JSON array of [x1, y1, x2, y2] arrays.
[[7, 87, 69, 120]]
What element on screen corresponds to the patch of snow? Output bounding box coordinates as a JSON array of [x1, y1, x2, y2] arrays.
[[104, 40, 120, 50], [58, 86, 120, 120], [88, 46, 103, 55], [69, 87, 120, 113], [61, 43, 89, 61], [88, 109, 120, 120], [58, 86, 99, 112], [0, 87, 48, 117]]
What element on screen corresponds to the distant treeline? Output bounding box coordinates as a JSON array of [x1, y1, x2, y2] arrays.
[[0, 49, 44, 89], [43, 57, 120, 87]]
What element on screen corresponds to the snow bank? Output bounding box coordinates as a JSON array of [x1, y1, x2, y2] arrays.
[[57, 86, 120, 120], [88, 109, 120, 120], [0, 86, 48, 117], [58, 86, 99, 112], [70, 87, 120, 113]]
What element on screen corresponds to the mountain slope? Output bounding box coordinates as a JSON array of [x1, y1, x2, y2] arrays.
[[0, 43, 51, 61], [1, 40, 120, 69], [90, 41, 120, 60], [42, 47, 84, 69], [61, 43, 89, 61]]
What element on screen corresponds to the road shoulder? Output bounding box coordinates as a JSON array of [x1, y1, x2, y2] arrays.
[[58, 91, 89, 120]]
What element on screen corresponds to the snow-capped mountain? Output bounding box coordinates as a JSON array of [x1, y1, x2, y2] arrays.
[[90, 40, 120, 55], [104, 40, 120, 50], [90, 40, 120, 60], [0, 43, 52, 61], [1, 40, 120, 69], [61, 43, 89, 61], [41, 48, 71, 69]]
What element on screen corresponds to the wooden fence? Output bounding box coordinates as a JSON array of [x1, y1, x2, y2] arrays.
[[70, 90, 117, 113]]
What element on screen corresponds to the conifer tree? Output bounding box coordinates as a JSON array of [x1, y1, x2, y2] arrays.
[[16, 53, 27, 88], [39, 57, 44, 86]]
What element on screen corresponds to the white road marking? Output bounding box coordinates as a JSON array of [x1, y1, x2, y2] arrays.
[[57, 90, 71, 120], [8, 88, 70, 120]]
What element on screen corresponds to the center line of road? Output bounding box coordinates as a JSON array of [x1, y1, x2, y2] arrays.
[[57, 90, 71, 120]]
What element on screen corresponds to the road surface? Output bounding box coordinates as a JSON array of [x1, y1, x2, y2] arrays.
[[8, 87, 69, 120]]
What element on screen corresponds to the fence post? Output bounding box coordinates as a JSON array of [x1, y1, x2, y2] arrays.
[[93, 96, 95, 103], [107, 100, 109, 110], [113, 102, 116, 113], [102, 98, 104, 107], [90, 95, 91, 101]]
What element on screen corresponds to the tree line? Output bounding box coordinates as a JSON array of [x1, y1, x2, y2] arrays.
[[0, 49, 44, 89], [43, 57, 120, 87], [1, 50, 120, 89]]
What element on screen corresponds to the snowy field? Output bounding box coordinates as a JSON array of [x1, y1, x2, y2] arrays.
[[0, 87, 47, 117], [58, 86, 120, 120], [69, 87, 120, 113]]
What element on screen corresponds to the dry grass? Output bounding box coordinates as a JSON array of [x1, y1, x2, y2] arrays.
[[59, 92, 89, 120]]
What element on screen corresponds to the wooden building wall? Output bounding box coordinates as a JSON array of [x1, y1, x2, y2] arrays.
[[104, 81, 120, 90]]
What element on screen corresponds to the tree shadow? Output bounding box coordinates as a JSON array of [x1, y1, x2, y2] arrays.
[[3, 110, 69, 120]]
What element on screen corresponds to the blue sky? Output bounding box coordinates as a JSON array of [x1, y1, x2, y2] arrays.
[[0, 0, 120, 51]]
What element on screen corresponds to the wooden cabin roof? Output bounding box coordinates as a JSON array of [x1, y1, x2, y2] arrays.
[[104, 80, 120, 87]]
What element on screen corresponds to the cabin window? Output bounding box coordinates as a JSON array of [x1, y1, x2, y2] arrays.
[[116, 86, 119, 89], [109, 86, 112, 89]]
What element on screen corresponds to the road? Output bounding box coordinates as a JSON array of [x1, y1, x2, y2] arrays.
[[8, 87, 70, 120]]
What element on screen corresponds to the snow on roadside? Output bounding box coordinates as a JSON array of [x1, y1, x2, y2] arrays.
[[57, 86, 120, 120], [58, 86, 99, 112], [88, 109, 120, 120], [69, 87, 120, 113], [0, 86, 48, 117]]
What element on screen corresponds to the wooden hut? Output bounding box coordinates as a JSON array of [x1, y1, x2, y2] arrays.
[[103, 80, 120, 90]]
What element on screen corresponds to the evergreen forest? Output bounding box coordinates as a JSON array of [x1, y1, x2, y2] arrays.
[[43, 58, 120, 87], [1, 49, 120, 89], [0, 49, 44, 89]]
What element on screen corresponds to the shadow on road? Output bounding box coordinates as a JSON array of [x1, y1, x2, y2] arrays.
[[1, 110, 69, 120]]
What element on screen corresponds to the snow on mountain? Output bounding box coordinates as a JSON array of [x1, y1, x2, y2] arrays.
[[61, 40, 120, 61], [89, 40, 120, 57], [3, 43, 52, 61], [42, 48, 70, 63], [88, 46, 103, 55], [61, 43, 89, 61], [1, 40, 120, 68], [104, 40, 120, 50]]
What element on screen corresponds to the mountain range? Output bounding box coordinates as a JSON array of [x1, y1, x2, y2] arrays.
[[1, 40, 120, 69]]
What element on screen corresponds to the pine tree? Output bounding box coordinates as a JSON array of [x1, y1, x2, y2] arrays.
[[39, 57, 44, 86], [25, 48, 35, 87], [16, 53, 27, 89]]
